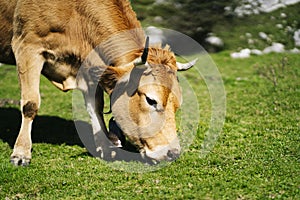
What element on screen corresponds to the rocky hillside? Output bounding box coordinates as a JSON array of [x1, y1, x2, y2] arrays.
[[132, 0, 300, 53], [214, 1, 300, 53]]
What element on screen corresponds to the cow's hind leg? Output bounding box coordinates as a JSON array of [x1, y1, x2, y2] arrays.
[[10, 45, 43, 166]]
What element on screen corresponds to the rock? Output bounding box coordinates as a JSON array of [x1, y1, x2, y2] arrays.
[[276, 24, 283, 29], [245, 33, 252, 38], [145, 26, 165, 44], [259, 32, 269, 40], [205, 35, 224, 52], [293, 29, 300, 47], [232, 0, 300, 16], [205, 36, 224, 47], [289, 48, 300, 53], [154, 0, 167, 5], [251, 49, 263, 55], [153, 16, 163, 23], [263, 43, 285, 53], [230, 48, 251, 58], [280, 12, 287, 18], [248, 38, 254, 45]]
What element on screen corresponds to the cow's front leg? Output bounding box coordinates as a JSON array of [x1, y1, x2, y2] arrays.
[[10, 47, 43, 166], [108, 117, 125, 147], [83, 85, 111, 159], [84, 83, 127, 160]]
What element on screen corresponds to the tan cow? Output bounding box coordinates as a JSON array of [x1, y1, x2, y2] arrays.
[[0, 0, 195, 166]]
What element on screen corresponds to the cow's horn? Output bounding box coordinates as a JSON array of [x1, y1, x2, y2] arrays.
[[141, 36, 149, 64], [176, 58, 198, 71]]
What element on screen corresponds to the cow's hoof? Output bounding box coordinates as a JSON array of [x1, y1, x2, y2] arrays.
[[10, 155, 31, 166], [108, 135, 123, 147], [108, 117, 126, 147]]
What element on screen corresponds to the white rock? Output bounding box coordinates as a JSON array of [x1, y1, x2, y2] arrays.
[[263, 43, 285, 53], [293, 29, 300, 47], [145, 26, 165, 44], [245, 33, 252, 38], [241, 48, 251, 54], [289, 48, 300, 53], [248, 38, 254, 45], [244, 4, 252, 9], [276, 24, 283, 29], [230, 52, 242, 59], [234, 0, 300, 16], [230, 48, 251, 59], [280, 13, 287, 18], [154, 0, 167, 5], [251, 49, 263, 55], [196, 27, 204, 32], [205, 36, 224, 47], [153, 16, 163, 23], [174, 3, 183, 9], [224, 6, 231, 12], [261, 3, 286, 13], [259, 32, 269, 40], [253, 9, 260, 15], [286, 26, 293, 32], [284, 0, 300, 5]]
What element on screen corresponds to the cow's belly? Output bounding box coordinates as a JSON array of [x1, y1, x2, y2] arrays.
[[0, 0, 17, 65]]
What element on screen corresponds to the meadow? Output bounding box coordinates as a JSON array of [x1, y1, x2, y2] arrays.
[[0, 51, 299, 199]]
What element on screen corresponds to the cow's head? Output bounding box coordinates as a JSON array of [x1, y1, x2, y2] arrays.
[[99, 38, 196, 161]]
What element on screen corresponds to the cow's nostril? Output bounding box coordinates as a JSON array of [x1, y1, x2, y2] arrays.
[[167, 149, 180, 161]]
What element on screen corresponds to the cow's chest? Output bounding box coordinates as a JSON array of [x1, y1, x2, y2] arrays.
[[41, 51, 82, 91]]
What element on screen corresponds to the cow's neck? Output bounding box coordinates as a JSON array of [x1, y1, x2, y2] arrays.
[[77, 0, 145, 66]]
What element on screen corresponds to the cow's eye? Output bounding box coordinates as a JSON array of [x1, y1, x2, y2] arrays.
[[145, 96, 157, 106]]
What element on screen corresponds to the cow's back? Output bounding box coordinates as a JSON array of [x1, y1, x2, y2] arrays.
[[0, 0, 17, 64], [1, 0, 144, 66]]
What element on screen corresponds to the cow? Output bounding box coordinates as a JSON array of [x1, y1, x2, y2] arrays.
[[0, 0, 195, 166]]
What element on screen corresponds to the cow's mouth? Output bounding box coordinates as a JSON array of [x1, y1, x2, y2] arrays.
[[144, 147, 180, 162], [107, 117, 181, 162]]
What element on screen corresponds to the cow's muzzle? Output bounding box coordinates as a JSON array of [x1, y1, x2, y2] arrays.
[[144, 145, 181, 162], [166, 149, 180, 161]]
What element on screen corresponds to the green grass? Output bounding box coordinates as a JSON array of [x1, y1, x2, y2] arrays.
[[0, 52, 299, 199]]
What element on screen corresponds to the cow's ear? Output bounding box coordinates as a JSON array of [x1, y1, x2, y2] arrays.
[[99, 66, 126, 95]]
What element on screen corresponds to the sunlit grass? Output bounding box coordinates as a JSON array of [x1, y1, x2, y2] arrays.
[[0, 52, 299, 199]]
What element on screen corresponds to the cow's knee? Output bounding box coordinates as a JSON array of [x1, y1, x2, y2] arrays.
[[22, 101, 38, 119]]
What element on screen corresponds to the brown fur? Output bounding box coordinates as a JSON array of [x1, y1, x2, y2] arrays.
[[0, 0, 144, 68], [147, 45, 177, 71], [0, 0, 17, 64], [99, 45, 178, 94], [110, 44, 183, 160], [0, 0, 148, 166], [0, 0, 189, 164]]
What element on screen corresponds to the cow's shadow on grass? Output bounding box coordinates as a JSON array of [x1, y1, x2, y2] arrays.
[[0, 107, 149, 163], [0, 107, 84, 148]]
